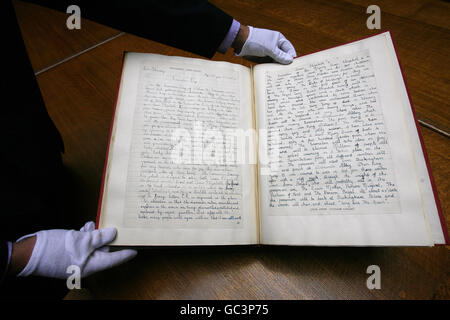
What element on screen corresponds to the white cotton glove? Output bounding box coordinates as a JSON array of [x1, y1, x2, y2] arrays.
[[16, 221, 137, 279], [236, 26, 297, 64]]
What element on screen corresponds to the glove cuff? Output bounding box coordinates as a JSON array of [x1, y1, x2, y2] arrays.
[[235, 26, 254, 57], [16, 231, 45, 277]]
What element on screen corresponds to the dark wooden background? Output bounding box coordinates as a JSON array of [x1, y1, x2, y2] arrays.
[[12, 0, 449, 299]]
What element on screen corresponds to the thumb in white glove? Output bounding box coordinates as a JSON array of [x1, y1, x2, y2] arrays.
[[236, 26, 297, 64], [16, 221, 137, 279]]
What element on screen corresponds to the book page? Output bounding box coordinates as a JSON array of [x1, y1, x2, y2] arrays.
[[98, 53, 258, 245], [254, 32, 437, 246]]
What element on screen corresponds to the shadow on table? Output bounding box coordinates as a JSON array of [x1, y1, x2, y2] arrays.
[[84, 245, 402, 299]]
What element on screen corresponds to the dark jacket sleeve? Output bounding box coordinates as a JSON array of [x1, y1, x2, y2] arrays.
[[0, 242, 9, 282], [23, 0, 234, 58]]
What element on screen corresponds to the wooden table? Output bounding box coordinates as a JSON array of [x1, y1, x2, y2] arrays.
[[13, 0, 449, 299]]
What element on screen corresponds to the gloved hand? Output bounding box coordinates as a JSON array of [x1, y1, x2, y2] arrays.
[[236, 26, 297, 64], [16, 221, 137, 279]]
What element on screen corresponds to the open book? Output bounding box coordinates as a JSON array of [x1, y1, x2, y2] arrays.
[[96, 32, 448, 246]]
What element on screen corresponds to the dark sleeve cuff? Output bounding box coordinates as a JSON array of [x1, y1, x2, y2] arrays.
[[217, 19, 241, 54], [0, 241, 11, 284]]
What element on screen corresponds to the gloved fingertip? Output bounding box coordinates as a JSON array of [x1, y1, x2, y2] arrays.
[[80, 221, 95, 232], [278, 38, 297, 59], [91, 227, 117, 248], [105, 249, 138, 266], [277, 54, 294, 65], [270, 46, 293, 64], [122, 249, 138, 260], [101, 227, 117, 240]]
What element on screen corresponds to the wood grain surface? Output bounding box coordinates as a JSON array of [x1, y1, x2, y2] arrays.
[[13, 0, 120, 73], [12, 0, 449, 299]]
